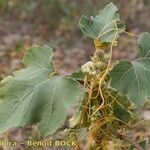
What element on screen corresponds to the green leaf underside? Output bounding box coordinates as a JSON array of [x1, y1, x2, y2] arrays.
[[70, 69, 85, 81], [0, 46, 84, 136], [79, 2, 125, 42], [110, 32, 150, 106]]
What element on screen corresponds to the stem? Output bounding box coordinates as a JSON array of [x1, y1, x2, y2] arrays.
[[98, 28, 116, 38], [91, 23, 118, 117], [119, 134, 144, 150]]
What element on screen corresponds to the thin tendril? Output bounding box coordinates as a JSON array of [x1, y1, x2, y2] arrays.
[[91, 22, 118, 117]]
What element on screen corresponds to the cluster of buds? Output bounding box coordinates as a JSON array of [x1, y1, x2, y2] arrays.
[[81, 52, 107, 76], [81, 61, 96, 75], [81, 39, 111, 76]]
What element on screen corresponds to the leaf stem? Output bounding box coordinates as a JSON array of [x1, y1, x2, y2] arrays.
[[119, 134, 144, 150]]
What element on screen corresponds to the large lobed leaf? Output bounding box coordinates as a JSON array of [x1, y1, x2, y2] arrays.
[[110, 32, 150, 106], [0, 45, 84, 136], [79, 2, 125, 42]]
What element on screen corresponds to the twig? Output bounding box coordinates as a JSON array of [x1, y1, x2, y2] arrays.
[[119, 134, 144, 150]]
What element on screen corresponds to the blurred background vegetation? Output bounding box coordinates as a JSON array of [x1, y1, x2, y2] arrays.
[[0, 0, 150, 77], [0, 0, 150, 149]]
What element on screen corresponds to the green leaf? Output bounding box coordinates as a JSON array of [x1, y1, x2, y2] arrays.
[[0, 45, 84, 136], [110, 92, 132, 124], [79, 3, 125, 42], [110, 32, 150, 106], [111, 91, 131, 107], [70, 69, 85, 81], [113, 102, 131, 123]]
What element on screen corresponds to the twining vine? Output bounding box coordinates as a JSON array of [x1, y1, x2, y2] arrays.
[[70, 21, 137, 150], [69, 3, 149, 150]]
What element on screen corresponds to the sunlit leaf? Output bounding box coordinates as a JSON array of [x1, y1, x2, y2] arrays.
[[79, 3, 125, 42], [110, 32, 150, 106], [0, 45, 84, 136]]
